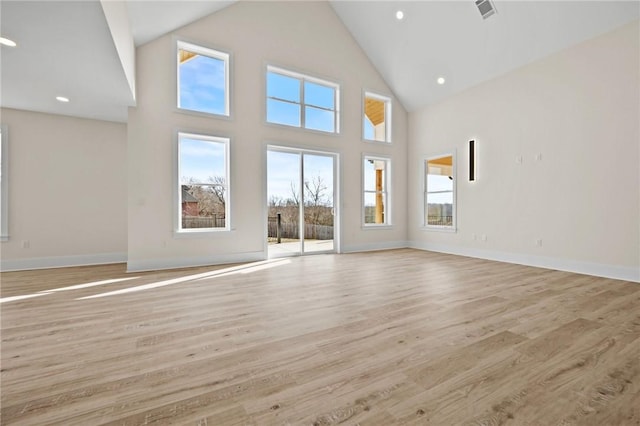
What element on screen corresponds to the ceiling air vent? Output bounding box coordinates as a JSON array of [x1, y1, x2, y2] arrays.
[[475, 0, 497, 19]]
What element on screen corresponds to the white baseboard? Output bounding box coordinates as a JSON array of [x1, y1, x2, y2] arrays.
[[126, 251, 266, 272], [342, 240, 408, 254], [4, 243, 636, 283], [409, 241, 640, 283], [1, 252, 127, 272]]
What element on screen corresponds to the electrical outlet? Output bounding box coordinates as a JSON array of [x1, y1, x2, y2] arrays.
[[481, 234, 487, 242], [516, 155, 523, 164], [536, 239, 543, 247], [535, 153, 542, 161], [21, 240, 30, 249]]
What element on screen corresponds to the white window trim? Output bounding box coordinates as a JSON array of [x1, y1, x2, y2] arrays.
[[362, 154, 392, 228], [1, 125, 8, 242], [362, 91, 392, 144], [422, 151, 457, 232], [266, 65, 340, 134], [176, 40, 231, 118], [175, 132, 231, 235]]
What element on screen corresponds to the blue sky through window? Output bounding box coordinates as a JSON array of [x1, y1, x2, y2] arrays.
[[179, 53, 226, 115], [427, 174, 453, 204], [364, 116, 374, 140], [180, 137, 226, 184], [267, 151, 300, 202], [267, 70, 336, 133], [267, 99, 301, 127], [304, 81, 334, 109], [267, 73, 300, 102], [305, 107, 334, 132], [268, 151, 334, 202]]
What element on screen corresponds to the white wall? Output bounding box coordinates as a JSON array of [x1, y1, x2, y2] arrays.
[[408, 21, 640, 282], [7, 3, 632, 281], [127, 1, 408, 271], [0, 108, 128, 271]]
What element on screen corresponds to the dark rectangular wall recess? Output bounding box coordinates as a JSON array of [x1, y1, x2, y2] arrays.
[[469, 140, 476, 181]]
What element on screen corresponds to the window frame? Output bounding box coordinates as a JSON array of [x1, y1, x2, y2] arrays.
[[362, 154, 392, 228], [1, 125, 8, 241], [423, 152, 457, 232], [265, 65, 340, 134], [175, 132, 231, 235], [176, 40, 231, 118], [362, 91, 392, 143]]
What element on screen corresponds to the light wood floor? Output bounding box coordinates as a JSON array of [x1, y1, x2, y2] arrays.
[[1, 249, 639, 425]]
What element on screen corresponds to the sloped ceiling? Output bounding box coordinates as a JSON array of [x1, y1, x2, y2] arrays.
[[126, 0, 236, 46], [0, 0, 135, 122], [331, 1, 639, 111], [1, 1, 638, 122]]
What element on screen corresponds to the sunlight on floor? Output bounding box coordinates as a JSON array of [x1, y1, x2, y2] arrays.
[[0, 277, 140, 304], [39, 277, 140, 293], [77, 259, 292, 300], [1, 259, 292, 304], [0, 293, 50, 304]]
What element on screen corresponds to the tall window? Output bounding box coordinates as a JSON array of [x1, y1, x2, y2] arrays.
[[363, 92, 391, 143], [266, 66, 339, 133], [177, 41, 230, 116], [363, 156, 391, 226], [0, 125, 7, 241], [177, 133, 230, 232], [425, 153, 456, 229]]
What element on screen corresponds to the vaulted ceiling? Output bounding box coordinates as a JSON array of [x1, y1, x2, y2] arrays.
[[1, 1, 638, 123]]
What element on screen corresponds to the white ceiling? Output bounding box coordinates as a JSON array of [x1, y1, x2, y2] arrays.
[[1, 1, 638, 123], [126, 0, 235, 46], [0, 0, 135, 122], [331, 1, 639, 111]]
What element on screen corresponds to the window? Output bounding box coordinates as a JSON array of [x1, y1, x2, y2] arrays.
[[425, 153, 456, 230], [363, 92, 391, 142], [266, 66, 339, 133], [0, 125, 7, 241], [363, 156, 391, 226], [177, 133, 230, 232], [177, 41, 229, 116]]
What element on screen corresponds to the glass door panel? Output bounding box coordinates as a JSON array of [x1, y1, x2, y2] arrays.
[[267, 150, 302, 257], [302, 154, 334, 253]]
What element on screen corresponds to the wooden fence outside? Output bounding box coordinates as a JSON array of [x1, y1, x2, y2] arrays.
[[182, 216, 226, 229], [268, 217, 333, 240], [426, 215, 453, 226]]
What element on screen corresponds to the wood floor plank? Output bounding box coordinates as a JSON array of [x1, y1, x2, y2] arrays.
[[1, 248, 638, 425], [458, 326, 640, 425], [405, 330, 528, 390], [515, 318, 603, 360]]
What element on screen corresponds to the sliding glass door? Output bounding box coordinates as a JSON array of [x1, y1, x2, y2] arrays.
[[267, 147, 337, 257]]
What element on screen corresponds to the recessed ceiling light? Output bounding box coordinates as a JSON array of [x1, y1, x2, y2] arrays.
[[396, 10, 404, 20], [0, 37, 17, 47], [437, 77, 446, 85], [56, 96, 70, 103]]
